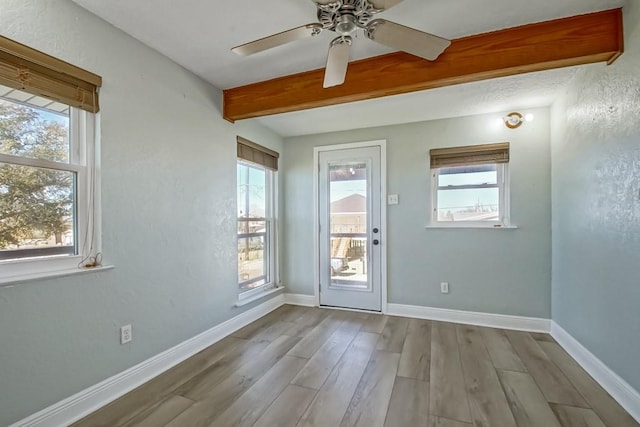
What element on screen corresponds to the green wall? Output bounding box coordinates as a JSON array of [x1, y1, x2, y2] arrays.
[[0, 1, 283, 425], [283, 109, 552, 317], [550, 2, 640, 392]]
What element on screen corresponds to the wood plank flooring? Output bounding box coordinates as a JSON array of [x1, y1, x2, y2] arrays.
[[74, 305, 638, 427]]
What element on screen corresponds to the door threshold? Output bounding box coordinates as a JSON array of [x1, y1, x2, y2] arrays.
[[319, 304, 383, 314]]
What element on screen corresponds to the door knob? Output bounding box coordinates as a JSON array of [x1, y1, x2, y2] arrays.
[[373, 239, 380, 245], [373, 228, 379, 233]]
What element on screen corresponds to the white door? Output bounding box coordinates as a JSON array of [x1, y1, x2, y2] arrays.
[[318, 145, 382, 311]]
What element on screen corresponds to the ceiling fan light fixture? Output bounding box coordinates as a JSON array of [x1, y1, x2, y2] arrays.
[[336, 14, 358, 36]]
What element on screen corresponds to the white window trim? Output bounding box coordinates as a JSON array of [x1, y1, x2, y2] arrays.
[[0, 108, 103, 285], [237, 160, 278, 299], [430, 163, 511, 228]]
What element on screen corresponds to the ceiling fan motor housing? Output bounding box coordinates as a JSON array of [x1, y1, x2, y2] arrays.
[[317, 0, 382, 34]]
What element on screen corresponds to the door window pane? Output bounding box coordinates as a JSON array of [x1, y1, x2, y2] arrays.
[[329, 161, 368, 289]]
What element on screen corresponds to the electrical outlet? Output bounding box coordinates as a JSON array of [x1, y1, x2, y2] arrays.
[[120, 324, 132, 344], [387, 194, 399, 205], [440, 282, 449, 294]]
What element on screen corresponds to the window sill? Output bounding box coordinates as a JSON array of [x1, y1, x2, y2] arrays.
[[235, 285, 284, 307], [0, 265, 114, 288], [425, 225, 518, 230]]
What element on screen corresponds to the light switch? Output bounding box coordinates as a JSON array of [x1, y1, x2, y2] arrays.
[[387, 194, 399, 205]]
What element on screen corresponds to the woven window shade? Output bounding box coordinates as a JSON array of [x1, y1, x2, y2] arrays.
[[237, 136, 279, 171], [430, 142, 509, 168], [0, 35, 102, 113]]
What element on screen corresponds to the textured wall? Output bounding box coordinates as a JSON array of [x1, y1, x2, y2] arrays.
[[283, 108, 551, 318], [0, 0, 283, 425], [550, 2, 640, 391]]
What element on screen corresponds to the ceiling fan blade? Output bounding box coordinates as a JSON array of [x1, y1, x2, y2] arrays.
[[366, 19, 451, 61], [323, 37, 352, 88], [232, 23, 323, 56]]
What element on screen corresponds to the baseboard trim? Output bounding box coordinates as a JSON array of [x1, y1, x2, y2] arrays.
[[11, 294, 285, 427], [387, 303, 551, 332], [282, 297, 550, 333], [551, 321, 640, 423], [283, 293, 316, 307]]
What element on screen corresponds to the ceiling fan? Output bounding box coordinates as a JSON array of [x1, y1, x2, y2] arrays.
[[231, 0, 451, 88]]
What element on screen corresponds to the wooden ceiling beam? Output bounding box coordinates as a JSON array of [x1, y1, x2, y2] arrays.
[[223, 8, 623, 122]]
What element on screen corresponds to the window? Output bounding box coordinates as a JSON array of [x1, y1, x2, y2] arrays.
[[237, 137, 278, 295], [430, 143, 510, 227], [0, 35, 101, 283]]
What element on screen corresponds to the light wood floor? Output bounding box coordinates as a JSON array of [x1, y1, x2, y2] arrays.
[[74, 305, 638, 427]]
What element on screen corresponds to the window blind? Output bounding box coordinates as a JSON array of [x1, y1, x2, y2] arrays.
[[237, 136, 279, 171], [0, 35, 102, 113], [430, 142, 509, 168]]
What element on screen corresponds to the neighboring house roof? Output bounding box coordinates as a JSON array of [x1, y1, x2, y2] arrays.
[[331, 194, 366, 214]]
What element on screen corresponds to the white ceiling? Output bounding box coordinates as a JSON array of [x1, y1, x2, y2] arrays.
[[72, 0, 625, 136]]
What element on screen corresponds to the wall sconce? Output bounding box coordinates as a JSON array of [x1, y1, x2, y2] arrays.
[[502, 112, 534, 129]]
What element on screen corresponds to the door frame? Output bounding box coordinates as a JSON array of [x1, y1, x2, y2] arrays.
[[313, 140, 388, 313]]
